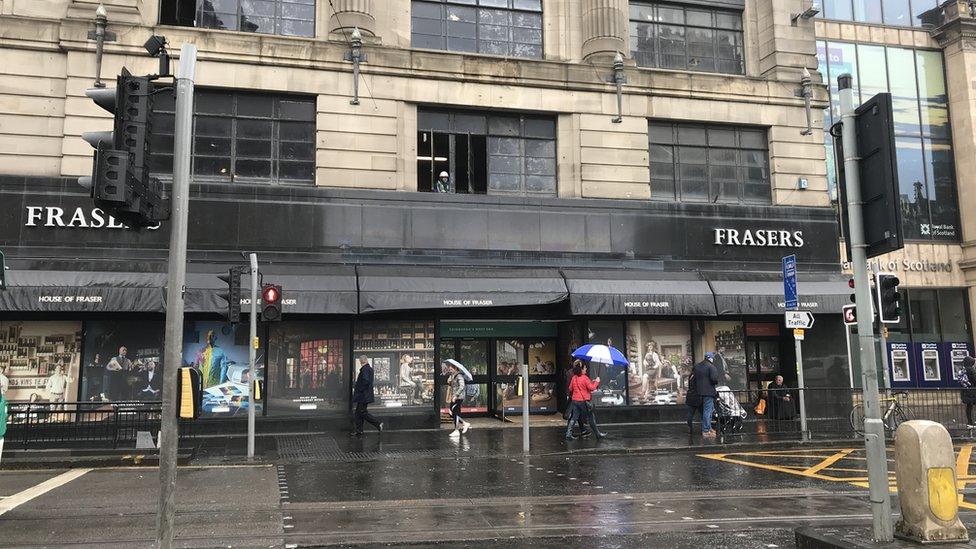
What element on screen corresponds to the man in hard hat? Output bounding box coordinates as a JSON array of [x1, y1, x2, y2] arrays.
[[435, 171, 452, 193]]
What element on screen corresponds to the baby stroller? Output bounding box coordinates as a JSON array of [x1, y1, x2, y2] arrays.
[[713, 385, 746, 434]]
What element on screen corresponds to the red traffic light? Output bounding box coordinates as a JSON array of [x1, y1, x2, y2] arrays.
[[262, 285, 280, 304], [848, 278, 855, 289]]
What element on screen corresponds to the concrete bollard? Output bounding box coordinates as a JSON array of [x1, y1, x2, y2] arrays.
[[894, 420, 969, 543]]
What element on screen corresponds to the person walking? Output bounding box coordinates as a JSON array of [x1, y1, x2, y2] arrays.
[[692, 352, 720, 438], [565, 361, 606, 440], [960, 356, 976, 427], [352, 356, 383, 437], [445, 362, 471, 437]]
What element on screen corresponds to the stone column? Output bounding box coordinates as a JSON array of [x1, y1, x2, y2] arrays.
[[581, 0, 627, 62], [328, 0, 376, 37], [931, 1, 976, 325]]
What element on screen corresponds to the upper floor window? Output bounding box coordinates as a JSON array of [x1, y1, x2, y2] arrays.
[[418, 109, 556, 196], [151, 90, 316, 185], [818, 41, 958, 241], [630, 1, 744, 75], [817, 0, 938, 27], [649, 122, 770, 204], [411, 0, 544, 59], [160, 0, 315, 37]]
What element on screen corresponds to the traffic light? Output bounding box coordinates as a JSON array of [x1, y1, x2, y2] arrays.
[[843, 304, 857, 326], [79, 68, 167, 228], [876, 272, 902, 324], [848, 277, 856, 304], [834, 92, 904, 260], [216, 267, 243, 323], [178, 367, 201, 420], [261, 284, 283, 322]]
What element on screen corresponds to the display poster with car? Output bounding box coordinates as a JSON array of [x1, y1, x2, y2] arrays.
[[81, 320, 164, 403], [182, 322, 263, 417], [266, 322, 349, 415]]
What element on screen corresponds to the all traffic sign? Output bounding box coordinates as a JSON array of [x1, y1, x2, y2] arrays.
[[785, 310, 814, 329]]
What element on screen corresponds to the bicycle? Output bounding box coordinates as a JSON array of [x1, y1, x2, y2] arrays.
[[850, 390, 915, 435]]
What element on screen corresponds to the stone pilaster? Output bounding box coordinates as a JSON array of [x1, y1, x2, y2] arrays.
[[930, 0, 976, 327], [581, 0, 627, 62], [328, 0, 376, 37]]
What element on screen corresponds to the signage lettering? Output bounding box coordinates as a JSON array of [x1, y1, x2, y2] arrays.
[[24, 206, 159, 230], [842, 259, 955, 273], [442, 299, 494, 306], [623, 301, 671, 308], [714, 229, 804, 247]]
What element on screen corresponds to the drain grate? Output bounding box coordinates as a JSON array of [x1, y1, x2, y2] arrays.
[[275, 435, 489, 462]]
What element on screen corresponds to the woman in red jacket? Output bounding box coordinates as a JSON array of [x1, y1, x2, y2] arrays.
[[565, 360, 607, 440]]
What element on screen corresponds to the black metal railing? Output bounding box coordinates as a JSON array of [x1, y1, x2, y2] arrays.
[[712, 387, 976, 439], [2, 400, 192, 448]]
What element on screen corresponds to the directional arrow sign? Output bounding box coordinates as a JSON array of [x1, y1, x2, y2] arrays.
[[784, 310, 815, 329]]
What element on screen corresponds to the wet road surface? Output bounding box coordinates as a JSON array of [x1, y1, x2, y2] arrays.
[[4, 432, 976, 547]]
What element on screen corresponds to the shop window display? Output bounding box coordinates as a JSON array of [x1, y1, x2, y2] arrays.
[[625, 321, 693, 406], [439, 338, 489, 413], [353, 321, 435, 408], [182, 322, 263, 417], [698, 321, 747, 390], [586, 321, 627, 407], [81, 321, 165, 403], [495, 339, 557, 412], [267, 322, 349, 415], [0, 322, 82, 421]]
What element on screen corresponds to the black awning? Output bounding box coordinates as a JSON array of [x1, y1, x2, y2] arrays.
[[357, 266, 568, 313], [185, 266, 358, 315], [0, 270, 165, 312], [707, 273, 850, 316], [563, 270, 717, 316]]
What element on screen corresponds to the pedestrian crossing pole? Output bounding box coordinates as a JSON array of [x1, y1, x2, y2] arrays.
[[157, 43, 197, 549], [839, 72, 894, 542], [520, 364, 529, 454]]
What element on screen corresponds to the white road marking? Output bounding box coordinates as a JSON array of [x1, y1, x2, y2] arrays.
[[0, 468, 91, 517]]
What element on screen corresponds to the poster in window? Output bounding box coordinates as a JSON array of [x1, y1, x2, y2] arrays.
[[625, 321, 692, 406], [353, 321, 435, 408], [81, 321, 165, 403], [266, 322, 349, 415], [586, 321, 627, 407], [182, 322, 263, 417], [0, 322, 82, 418], [699, 321, 747, 390]]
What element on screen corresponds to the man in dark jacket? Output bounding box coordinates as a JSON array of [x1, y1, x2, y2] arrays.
[[352, 356, 383, 437], [692, 352, 720, 438]]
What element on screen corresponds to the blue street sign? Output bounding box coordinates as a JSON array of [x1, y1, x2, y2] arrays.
[[783, 254, 798, 310]]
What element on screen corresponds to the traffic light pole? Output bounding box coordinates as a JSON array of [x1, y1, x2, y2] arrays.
[[156, 44, 197, 549], [248, 253, 258, 460], [839, 73, 894, 542]]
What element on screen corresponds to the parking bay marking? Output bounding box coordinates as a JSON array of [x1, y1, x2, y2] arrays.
[[700, 445, 976, 510]]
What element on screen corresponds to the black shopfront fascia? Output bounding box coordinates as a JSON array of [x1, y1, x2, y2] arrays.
[[0, 175, 843, 425]]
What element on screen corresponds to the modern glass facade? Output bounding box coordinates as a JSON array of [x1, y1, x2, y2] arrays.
[[817, 41, 959, 241]]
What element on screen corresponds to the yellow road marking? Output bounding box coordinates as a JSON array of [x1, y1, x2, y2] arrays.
[[804, 449, 855, 476]]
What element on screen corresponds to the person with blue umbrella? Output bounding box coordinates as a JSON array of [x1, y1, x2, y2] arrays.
[[567, 344, 622, 440]]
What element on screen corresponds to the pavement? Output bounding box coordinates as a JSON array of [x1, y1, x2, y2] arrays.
[[2, 422, 976, 547]]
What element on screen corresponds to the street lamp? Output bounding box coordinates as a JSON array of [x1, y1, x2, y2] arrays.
[[87, 4, 117, 88], [344, 27, 367, 105]]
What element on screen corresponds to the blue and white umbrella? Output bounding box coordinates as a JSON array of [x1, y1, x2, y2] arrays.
[[571, 344, 628, 366]]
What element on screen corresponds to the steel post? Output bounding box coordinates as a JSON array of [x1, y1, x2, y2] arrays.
[[156, 43, 196, 549], [795, 336, 808, 440], [839, 73, 894, 542], [521, 364, 529, 454], [248, 253, 258, 459]]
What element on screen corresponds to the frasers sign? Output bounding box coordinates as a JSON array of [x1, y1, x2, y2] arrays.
[[714, 228, 805, 247], [24, 206, 160, 230]]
